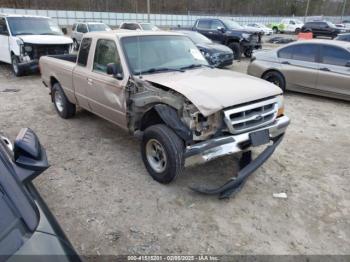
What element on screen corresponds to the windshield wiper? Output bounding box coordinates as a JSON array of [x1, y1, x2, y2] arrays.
[[14, 33, 34, 36], [180, 64, 214, 70], [137, 67, 185, 75]]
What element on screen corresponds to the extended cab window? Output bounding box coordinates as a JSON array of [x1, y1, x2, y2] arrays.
[[197, 20, 210, 30], [93, 39, 122, 74], [77, 38, 92, 66], [321, 45, 350, 66], [0, 18, 9, 35]]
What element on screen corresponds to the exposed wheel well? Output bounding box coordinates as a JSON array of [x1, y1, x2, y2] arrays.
[[50, 77, 59, 88], [139, 107, 165, 131]]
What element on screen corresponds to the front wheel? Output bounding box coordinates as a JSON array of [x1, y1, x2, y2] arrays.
[[272, 27, 279, 34], [141, 124, 185, 184], [11, 55, 24, 77], [262, 71, 286, 91], [228, 42, 241, 60]]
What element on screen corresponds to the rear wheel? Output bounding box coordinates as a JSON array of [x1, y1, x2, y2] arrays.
[[52, 82, 76, 119], [11, 55, 24, 77], [262, 71, 286, 91], [228, 42, 241, 60], [295, 28, 301, 34], [141, 124, 185, 184]]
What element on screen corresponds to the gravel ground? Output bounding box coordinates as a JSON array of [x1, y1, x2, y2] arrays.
[[0, 51, 349, 255]]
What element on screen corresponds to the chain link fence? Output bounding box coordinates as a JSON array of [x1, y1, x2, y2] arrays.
[[1, 7, 348, 27]]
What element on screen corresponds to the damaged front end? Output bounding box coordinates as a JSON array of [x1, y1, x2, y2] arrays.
[[125, 76, 290, 199], [17, 41, 71, 73]]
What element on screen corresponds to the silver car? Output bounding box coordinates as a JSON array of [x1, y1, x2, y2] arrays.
[[248, 39, 350, 101], [71, 22, 111, 50]]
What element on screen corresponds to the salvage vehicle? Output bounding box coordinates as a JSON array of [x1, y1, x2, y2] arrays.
[[301, 21, 346, 38], [248, 40, 350, 101], [119, 22, 160, 31], [71, 22, 111, 50], [40, 31, 289, 199], [177, 30, 233, 68], [0, 128, 80, 261], [0, 14, 73, 76], [268, 18, 304, 34], [246, 23, 273, 35], [191, 18, 262, 59]]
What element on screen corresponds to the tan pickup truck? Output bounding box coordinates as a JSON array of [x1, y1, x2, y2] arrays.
[[40, 30, 290, 198]]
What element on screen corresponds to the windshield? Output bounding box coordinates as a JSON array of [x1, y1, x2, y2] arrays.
[[222, 19, 243, 29], [88, 24, 111, 32], [182, 32, 212, 44], [326, 21, 336, 27], [294, 19, 303, 24], [140, 23, 158, 31], [122, 35, 208, 75], [7, 17, 63, 36]]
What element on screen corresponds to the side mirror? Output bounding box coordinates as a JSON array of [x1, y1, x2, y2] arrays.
[[61, 27, 68, 35], [107, 63, 124, 80], [217, 26, 226, 33], [13, 128, 49, 182]]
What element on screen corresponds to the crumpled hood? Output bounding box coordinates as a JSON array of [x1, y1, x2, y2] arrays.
[[18, 35, 73, 45], [196, 43, 232, 54], [142, 68, 282, 116]]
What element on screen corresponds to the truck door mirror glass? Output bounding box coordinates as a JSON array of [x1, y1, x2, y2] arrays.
[[107, 63, 123, 80]]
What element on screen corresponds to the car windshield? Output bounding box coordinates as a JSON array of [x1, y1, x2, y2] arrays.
[[88, 24, 111, 32], [222, 19, 243, 29], [294, 19, 303, 24], [326, 21, 336, 27], [182, 32, 212, 44], [7, 17, 63, 36], [140, 23, 158, 31], [122, 35, 208, 75]]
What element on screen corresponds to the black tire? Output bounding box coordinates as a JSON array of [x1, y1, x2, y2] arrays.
[[11, 55, 24, 77], [51, 82, 76, 119], [141, 124, 185, 184], [228, 42, 241, 60], [272, 27, 279, 34], [73, 39, 79, 51], [244, 49, 253, 58], [262, 71, 286, 91], [295, 28, 301, 34]]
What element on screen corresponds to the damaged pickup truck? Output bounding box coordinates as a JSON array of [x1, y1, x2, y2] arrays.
[[40, 31, 290, 199]]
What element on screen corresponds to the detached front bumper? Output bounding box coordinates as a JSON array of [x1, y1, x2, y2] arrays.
[[18, 59, 39, 74], [185, 116, 290, 198], [185, 116, 290, 167]]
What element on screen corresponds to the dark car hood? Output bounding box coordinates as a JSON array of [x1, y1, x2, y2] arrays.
[[196, 42, 232, 53]]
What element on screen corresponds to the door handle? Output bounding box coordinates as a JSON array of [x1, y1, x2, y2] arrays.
[[320, 67, 330, 72], [87, 78, 93, 85], [281, 61, 290, 65]]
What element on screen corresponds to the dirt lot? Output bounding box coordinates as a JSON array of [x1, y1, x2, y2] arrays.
[[0, 52, 349, 255]]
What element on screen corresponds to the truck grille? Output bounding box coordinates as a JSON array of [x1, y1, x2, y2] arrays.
[[29, 44, 70, 59], [223, 98, 278, 134]]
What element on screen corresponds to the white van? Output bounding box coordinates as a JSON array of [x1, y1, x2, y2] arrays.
[[0, 14, 73, 76]]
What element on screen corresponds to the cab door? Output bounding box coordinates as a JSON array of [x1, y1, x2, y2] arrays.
[[317, 45, 350, 97], [72, 37, 93, 110], [86, 38, 128, 129], [0, 18, 11, 63], [278, 43, 320, 91]]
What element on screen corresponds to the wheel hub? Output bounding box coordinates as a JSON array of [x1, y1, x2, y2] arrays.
[[54, 91, 64, 112], [146, 139, 167, 173]]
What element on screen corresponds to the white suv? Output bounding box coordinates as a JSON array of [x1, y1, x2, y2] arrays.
[[0, 14, 72, 76], [71, 22, 111, 50]]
